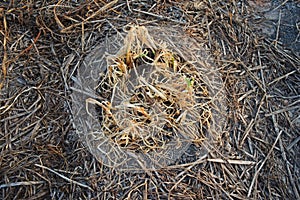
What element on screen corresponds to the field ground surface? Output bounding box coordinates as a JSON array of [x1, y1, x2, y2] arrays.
[[0, 0, 299, 199]]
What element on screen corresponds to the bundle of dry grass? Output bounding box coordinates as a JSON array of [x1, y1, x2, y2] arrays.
[[106, 28, 213, 148], [72, 25, 223, 170]]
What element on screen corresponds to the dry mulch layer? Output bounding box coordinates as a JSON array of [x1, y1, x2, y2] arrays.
[[0, 0, 299, 199]]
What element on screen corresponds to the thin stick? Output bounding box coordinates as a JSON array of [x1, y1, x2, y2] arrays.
[[132, 8, 186, 25], [207, 158, 256, 165], [265, 105, 299, 117], [247, 130, 282, 197], [274, 9, 282, 48], [279, 138, 300, 199], [81, 22, 85, 52], [61, 0, 118, 33], [35, 164, 93, 191], [126, 0, 132, 12], [267, 70, 297, 86], [239, 118, 254, 148], [1, 13, 7, 77], [272, 0, 289, 12], [287, 136, 300, 151], [0, 181, 44, 189]]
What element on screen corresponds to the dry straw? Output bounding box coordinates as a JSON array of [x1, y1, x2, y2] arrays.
[[1, 0, 299, 199], [71, 26, 225, 171]]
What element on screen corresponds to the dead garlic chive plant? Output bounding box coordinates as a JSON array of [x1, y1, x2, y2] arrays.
[[88, 26, 212, 154]]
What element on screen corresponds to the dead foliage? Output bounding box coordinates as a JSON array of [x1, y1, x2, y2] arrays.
[[71, 25, 219, 171], [0, 0, 299, 199]]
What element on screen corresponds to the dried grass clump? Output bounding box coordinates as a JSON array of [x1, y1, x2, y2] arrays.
[[94, 26, 211, 153], [72, 25, 222, 170]]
